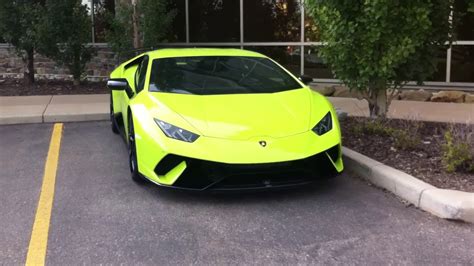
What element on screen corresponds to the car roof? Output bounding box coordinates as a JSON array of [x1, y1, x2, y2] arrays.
[[145, 48, 267, 59]]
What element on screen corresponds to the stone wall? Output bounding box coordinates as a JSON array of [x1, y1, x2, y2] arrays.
[[0, 44, 117, 81], [311, 85, 474, 104]]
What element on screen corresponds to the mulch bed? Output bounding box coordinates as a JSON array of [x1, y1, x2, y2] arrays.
[[0, 78, 108, 96], [341, 117, 474, 192]]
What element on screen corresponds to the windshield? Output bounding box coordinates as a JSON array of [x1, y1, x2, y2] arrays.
[[148, 56, 302, 95]]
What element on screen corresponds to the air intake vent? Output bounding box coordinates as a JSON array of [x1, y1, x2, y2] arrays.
[[155, 154, 183, 175], [326, 145, 340, 162]]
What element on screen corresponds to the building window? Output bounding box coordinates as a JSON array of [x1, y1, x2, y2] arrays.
[[189, 0, 240, 42], [303, 46, 334, 79], [451, 46, 474, 82], [169, 0, 186, 42], [244, 0, 301, 42], [454, 0, 474, 40]]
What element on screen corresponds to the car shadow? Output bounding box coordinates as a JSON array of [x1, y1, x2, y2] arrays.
[[140, 176, 342, 205]]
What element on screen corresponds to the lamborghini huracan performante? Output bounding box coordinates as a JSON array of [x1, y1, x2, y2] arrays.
[[108, 48, 343, 191]]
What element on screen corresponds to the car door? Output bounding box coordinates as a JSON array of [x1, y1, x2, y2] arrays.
[[123, 55, 149, 136]]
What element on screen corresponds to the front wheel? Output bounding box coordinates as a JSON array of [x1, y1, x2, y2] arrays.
[[128, 114, 144, 183]]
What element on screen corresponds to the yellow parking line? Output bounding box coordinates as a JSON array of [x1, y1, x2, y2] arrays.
[[25, 123, 63, 266]]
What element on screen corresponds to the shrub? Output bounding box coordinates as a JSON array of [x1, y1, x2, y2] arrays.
[[352, 118, 393, 136], [392, 118, 423, 150], [392, 130, 420, 150], [442, 126, 474, 173]]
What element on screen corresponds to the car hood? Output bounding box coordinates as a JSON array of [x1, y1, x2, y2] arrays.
[[150, 88, 312, 140]]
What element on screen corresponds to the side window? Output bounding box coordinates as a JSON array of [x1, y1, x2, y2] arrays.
[[135, 56, 149, 94]]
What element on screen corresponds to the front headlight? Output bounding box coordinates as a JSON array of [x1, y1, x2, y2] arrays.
[[312, 112, 332, 136], [154, 119, 199, 143]]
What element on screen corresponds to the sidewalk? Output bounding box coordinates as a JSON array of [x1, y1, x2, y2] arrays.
[[0, 94, 108, 125], [0, 94, 472, 125], [330, 97, 474, 124]]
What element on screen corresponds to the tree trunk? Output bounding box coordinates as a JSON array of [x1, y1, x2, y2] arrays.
[[368, 88, 388, 118], [72, 49, 81, 86], [23, 48, 35, 85], [132, 0, 141, 49]]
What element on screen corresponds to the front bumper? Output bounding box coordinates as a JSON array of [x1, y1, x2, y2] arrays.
[[141, 144, 341, 191], [131, 105, 343, 190]]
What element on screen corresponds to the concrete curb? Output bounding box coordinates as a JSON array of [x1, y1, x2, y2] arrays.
[[343, 147, 474, 223]]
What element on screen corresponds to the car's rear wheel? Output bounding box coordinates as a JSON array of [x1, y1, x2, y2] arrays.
[[128, 114, 144, 183], [110, 94, 120, 134]]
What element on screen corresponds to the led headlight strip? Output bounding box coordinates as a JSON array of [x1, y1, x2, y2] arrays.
[[154, 119, 199, 142], [312, 112, 332, 136]]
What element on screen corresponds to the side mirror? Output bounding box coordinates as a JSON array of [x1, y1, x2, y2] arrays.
[[107, 78, 129, 91], [299, 75, 313, 85]]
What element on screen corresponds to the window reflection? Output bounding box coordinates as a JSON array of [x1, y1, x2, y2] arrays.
[[190, 0, 240, 42], [93, 0, 115, 42], [454, 0, 474, 40], [169, 0, 186, 42], [244, 0, 301, 42], [245, 46, 300, 75], [426, 48, 447, 82], [303, 46, 333, 79], [304, 11, 320, 41]]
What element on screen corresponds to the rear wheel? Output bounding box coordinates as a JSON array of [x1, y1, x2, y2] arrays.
[[128, 114, 144, 183], [110, 94, 119, 134]]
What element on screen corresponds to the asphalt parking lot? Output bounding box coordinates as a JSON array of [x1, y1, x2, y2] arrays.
[[1, 121, 473, 265]]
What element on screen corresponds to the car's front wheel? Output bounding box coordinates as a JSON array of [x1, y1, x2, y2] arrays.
[[128, 114, 144, 183]]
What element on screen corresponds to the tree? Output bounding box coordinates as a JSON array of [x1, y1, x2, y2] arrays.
[[139, 0, 176, 47], [38, 0, 93, 85], [91, 0, 115, 42], [106, 0, 176, 60], [0, 0, 44, 84], [306, 0, 454, 117], [105, 1, 134, 60]]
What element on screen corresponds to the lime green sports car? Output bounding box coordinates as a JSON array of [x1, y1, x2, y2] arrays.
[[108, 48, 343, 190]]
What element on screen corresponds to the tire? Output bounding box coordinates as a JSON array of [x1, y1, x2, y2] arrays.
[[110, 94, 120, 134], [128, 114, 144, 183]]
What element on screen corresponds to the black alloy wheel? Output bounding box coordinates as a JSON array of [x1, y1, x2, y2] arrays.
[[128, 114, 144, 183]]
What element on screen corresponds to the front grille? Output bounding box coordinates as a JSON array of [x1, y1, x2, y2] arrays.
[[155, 144, 340, 190]]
